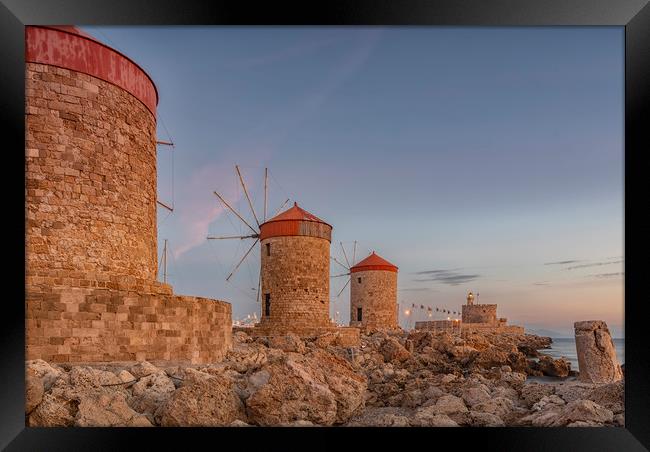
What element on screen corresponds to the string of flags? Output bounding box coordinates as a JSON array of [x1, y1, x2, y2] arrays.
[[400, 302, 462, 316]]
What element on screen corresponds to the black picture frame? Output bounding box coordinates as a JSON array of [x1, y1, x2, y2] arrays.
[[1, 0, 648, 450]]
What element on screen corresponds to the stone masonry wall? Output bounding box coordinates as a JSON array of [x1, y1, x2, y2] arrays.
[[462, 304, 498, 324], [257, 236, 331, 331], [26, 285, 232, 364], [25, 62, 158, 286], [349, 270, 398, 330]]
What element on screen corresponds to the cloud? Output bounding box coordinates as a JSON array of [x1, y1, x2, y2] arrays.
[[544, 260, 581, 265], [566, 260, 623, 270], [591, 272, 624, 279], [533, 281, 550, 286], [413, 269, 480, 286]]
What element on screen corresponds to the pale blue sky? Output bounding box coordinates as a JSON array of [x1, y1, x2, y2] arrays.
[[84, 26, 624, 337]]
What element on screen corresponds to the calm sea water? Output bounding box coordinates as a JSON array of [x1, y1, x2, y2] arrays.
[[539, 338, 624, 371]]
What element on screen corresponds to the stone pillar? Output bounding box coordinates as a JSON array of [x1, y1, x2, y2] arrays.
[[574, 320, 623, 384]]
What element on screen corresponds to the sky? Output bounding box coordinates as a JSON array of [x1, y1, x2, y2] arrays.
[[83, 26, 624, 337]]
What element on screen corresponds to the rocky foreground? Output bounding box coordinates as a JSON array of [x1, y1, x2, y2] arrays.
[[26, 329, 624, 427]]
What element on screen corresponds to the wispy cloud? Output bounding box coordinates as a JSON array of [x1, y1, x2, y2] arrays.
[[566, 260, 623, 270], [533, 281, 550, 286], [413, 269, 480, 286], [399, 287, 438, 292], [590, 272, 624, 279], [544, 259, 581, 265]]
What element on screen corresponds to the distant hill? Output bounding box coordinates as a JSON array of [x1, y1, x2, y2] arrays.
[[526, 328, 572, 338]]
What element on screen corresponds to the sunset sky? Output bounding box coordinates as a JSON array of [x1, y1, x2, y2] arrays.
[[84, 26, 624, 337]]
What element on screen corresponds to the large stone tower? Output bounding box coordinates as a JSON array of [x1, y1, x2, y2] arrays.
[[254, 202, 334, 335], [25, 26, 232, 364], [349, 252, 398, 331]]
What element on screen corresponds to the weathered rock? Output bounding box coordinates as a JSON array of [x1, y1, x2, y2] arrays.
[[69, 367, 121, 387], [469, 411, 505, 427], [246, 349, 367, 426], [586, 380, 624, 413], [268, 333, 307, 353], [574, 320, 623, 384], [473, 397, 515, 419], [117, 370, 136, 383], [26, 359, 63, 391], [313, 332, 339, 348], [157, 373, 246, 426], [129, 361, 160, 380], [129, 371, 176, 419], [411, 407, 459, 427], [227, 343, 270, 373], [379, 337, 411, 363], [432, 395, 468, 415], [229, 419, 252, 426], [25, 367, 44, 414], [534, 355, 571, 378], [28, 392, 78, 427], [500, 371, 527, 389], [461, 387, 491, 407], [75, 389, 152, 427], [552, 400, 613, 427], [346, 407, 411, 427], [520, 382, 555, 408]]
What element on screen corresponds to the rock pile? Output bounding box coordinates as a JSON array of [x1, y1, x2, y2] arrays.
[[25, 327, 623, 427]]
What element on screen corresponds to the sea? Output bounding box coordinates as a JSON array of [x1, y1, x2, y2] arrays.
[[539, 338, 625, 371]]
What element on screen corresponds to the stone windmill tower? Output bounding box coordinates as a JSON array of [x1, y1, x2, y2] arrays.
[[209, 170, 358, 342], [347, 252, 399, 331]]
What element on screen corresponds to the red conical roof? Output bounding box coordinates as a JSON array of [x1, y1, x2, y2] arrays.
[[350, 251, 398, 273], [259, 202, 332, 241], [264, 202, 329, 225]]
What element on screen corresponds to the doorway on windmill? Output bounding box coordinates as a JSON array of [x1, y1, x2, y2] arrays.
[[266, 243, 271, 256], [265, 294, 271, 317], [357, 307, 362, 322]]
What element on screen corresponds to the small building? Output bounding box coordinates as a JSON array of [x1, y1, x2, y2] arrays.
[[349, 252, 398, 331]]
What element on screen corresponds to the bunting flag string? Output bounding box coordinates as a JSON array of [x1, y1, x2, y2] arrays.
[[399, 302, 462, 318]]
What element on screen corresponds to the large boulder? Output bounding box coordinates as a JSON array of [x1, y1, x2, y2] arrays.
[[129, 371, 176, 419], [245, 349, 367, 425], [28, 392, 77, 427], [432, 395, 468, 415], [69, 367, 121, 387], [379, 337, 411, 363], [574, 321, 623, 384], [473, 397, 515, 420], [520, 382, 556, 408], [552, 400, 614, 427], [533, 355, 571, 378], [75, 389, 152, 427], [411, 407, 459, 427], [461, 387, 491, 407], [226, 343, 271, 373], [156, 372, 246, 426]]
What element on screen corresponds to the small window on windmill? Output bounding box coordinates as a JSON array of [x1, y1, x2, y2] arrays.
[[266, 243, 271, 257], [357, 277, 362, 284], [357, 307, 362, 322]]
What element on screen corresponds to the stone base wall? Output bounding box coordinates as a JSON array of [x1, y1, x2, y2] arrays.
[[461, 323, 525, 335], [26, 285, 232, 364], [251, 323, 360, 346], [414, 320, 461, 332]]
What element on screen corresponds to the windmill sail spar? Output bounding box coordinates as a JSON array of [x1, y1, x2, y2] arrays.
[[337, 278, 351, 297], [226, 238, 259, 282], [235, 165, 261, 227], [213, 191, 258, 235]]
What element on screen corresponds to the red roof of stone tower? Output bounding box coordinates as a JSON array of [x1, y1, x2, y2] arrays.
[[350, 251, 398, 273], [259, 202, 332, 241], [264, 202, 329, 224]]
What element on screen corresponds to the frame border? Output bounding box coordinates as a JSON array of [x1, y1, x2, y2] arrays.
[[1, 0, 648, 450]]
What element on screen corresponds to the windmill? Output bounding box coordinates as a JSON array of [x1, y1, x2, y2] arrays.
[[206, 165, 290, 303]]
